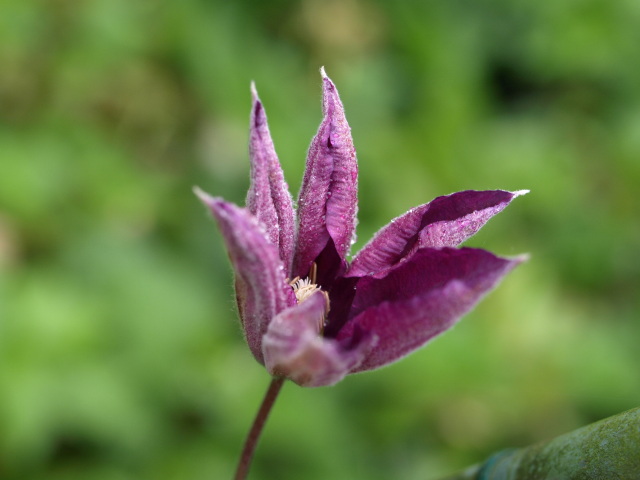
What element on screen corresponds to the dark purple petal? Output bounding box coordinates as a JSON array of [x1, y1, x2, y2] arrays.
[[337, 247, 525, 372], [262, 291, 377, 387], [348, 190, 527, 278], [195, 188, 296, 364], [293, 68, 358, 280], [246, 83, 296, 274]]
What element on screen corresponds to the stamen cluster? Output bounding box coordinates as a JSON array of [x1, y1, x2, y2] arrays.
[[289, 266, 330, 332]]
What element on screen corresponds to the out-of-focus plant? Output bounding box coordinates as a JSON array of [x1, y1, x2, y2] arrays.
[[440, 407, 640, 480]]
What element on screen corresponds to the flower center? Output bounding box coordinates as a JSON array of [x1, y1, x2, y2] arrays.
[[288, 263, 330, 333], [291, 277, 323, 304]]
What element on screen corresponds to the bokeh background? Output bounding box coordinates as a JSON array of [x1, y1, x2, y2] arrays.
[[1, 1, 639, 479]]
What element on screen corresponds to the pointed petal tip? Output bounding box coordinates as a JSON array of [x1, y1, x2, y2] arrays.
[[513, 252, 531, 264], [250, 81, 265, 107], [320, 66, 335, 90], [512, 189, 530, 197], [250, 82, 267, 128], [250, 84, 261, 113], [193, 186, 219, 209], [501, 252, 530, 270], [192, 185, 210, 201]]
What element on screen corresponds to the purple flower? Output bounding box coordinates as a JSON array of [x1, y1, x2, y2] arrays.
[[196, 68, 526, 387]]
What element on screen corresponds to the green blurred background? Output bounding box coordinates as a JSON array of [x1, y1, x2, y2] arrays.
[[1, 1, 639, 479]]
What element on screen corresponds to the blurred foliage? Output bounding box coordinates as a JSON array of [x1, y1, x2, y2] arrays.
[[0, 0, 639, 479]]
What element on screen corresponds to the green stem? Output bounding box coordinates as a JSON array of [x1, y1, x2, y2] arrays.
[[233, 377, 285, 480]]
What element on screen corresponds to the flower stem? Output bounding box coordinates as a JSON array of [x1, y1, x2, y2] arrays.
[[234, 377, 285, 480]]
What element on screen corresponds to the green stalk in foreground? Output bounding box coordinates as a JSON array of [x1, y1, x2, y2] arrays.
[[234, 378, 285, 480], [440, 406, 640, 480]]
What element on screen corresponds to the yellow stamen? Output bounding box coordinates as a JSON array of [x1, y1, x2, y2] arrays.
[[289, 262, 330, 333]]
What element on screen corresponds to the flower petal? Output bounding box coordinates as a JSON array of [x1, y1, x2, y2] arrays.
[[195, 189, 295, 364], [337, 247, 525, 372], [263, 291, 377, 387], [348, 190, 527, 278], [247, 83, 296, 274], [293, 68, 358, 281]]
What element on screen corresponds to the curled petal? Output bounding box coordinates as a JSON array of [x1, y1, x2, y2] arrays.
[[338, 248, 525, 372], [195, 189, 295, 364], [247, 84, 296, 273], [263, 292, 377, 387], [348, 190, 528, 278], [294, 68, 358, 280]]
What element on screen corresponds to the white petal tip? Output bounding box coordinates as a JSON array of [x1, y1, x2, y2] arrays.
[[193, 186, 215, 206], [512, 189, 530, 197], [250, 81, 259, 100], [320, 66, 327, 78], [513, 253, 531, 263]]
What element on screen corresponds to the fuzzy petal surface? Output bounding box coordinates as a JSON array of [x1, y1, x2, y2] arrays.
[[348, 190, 527, 278], [263, 292, 377, 387], [195, 189, 295, 364], [294, 68, 358, 280], [246, 84, 296, 273], [338, 247, 524, 372]]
